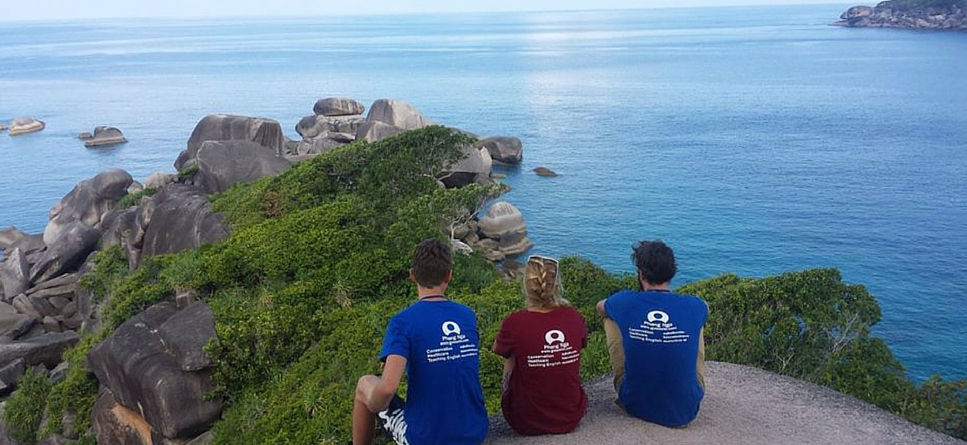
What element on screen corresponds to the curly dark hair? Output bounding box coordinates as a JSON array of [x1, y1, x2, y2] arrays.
[[631, 240, 677, 286], [412, 238, 453, 288]]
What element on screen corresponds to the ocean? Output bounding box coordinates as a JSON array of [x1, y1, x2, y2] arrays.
[[1, 4, 965, 381]]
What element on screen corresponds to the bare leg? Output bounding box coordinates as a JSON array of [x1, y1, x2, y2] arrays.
[[603, 318, 626, 391], [352, 375, 380, 445]]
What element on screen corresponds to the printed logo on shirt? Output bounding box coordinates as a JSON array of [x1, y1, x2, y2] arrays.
[[629, 309, 690, 345], [545, 330, 566, 345], [425, 321, 478, 364], [526, 328, 580, 369]]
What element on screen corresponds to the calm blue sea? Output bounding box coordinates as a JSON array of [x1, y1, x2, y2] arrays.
[[1, 5, 965, 381]]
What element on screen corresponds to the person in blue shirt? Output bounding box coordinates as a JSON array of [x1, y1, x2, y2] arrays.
[[596, 240, 708, 427], [352, 238, 489, 445]]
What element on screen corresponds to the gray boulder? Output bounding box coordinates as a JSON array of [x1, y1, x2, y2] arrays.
[[366, 99, 429, 130], [99, 207, 140, 250], [284, 136, 345, 159], [87, 301, 222, 440], [296, 114, 366, 139], [313, 97, 365, 116], [477, 202, 527, 240], [355, 121, 404, 143], [140, 185, 229, 258], [0, 227, 27, 252], [498, 231, 534, 257], [83, 126, 128, 147], [0, 358, 25, 396], [43, 169, 133, 245], [142, 172, 177, 190], [8, 117, 45, 136], [0, 314, 33, 338], [478, 137, 523, 165], [5, 234, 45, 257], [0, 331, 79, 367], [193, 140, 292, 194], [439, 145, 492, 188], [1, 248, 31, 300], [31, 221, 100, 284], [534, 167, 559, 177], [175, 114, 285, 170]]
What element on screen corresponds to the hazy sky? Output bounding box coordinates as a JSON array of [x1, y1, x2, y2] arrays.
[[2, 0, 848, 22]]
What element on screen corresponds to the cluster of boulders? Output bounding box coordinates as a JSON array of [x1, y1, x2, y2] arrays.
[[836, 3, 967, 30], [451, 201, 534, 267], [78, 127, 127, 148], [5, 118, 45, 136], [0, 97, 534, 444]]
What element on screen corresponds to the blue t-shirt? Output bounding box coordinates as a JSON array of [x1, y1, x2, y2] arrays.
[[379, 300, 489, 445], [604, 290, 708, 427]]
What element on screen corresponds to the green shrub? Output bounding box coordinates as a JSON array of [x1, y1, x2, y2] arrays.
[[3, 369, 51, 445], [116, 187, 157, 209]]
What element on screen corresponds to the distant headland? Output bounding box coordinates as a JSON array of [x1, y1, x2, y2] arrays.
[[835, 0, 967, 30]]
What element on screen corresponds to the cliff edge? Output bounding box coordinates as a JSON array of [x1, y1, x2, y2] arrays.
[[486, 361, 966, 445]]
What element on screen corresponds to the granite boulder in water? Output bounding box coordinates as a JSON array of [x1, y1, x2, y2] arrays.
[[8, 117, 45, 136], [81, 126, 128, 147]]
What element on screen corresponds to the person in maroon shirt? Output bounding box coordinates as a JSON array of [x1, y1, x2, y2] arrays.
[[493, 255, 589, 435]]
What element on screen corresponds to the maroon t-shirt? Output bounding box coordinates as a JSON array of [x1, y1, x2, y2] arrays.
[[493, 307, 588, 435]]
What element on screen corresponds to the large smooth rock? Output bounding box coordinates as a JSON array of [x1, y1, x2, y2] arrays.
[[99, 207, 140, 250], [498, 231, 534, 257], [83, 126, 128, 147], [92, 389, 155, 445], [192, 140, 292, 194], [43, 169, 133, 245], [284, 136, 345, 159], [140, 185, 229, 258], [0, 227, 27, 252], [439, 145, 492, 188], [0, 249, 31, 300], [0, 358, 25, 397], [313, 97, 365, 116], [296, 114, 366, 139], [5, 234, 45, 257], [366, 99, 429, 130], [142, 172, 177, 190], [87, 302, 222, 440], [175, 114, 285, 170], [0, 331, 79, 367], [8, 117, 45, 136], [478, 136, 523, 165], [477, 202, 527, 239], [31, 221, 100, 284], [355, 121, 404, 143]]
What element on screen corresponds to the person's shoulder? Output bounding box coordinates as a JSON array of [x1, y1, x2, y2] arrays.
[[446, 300, 478, 318], [675, 293, 709, 314]]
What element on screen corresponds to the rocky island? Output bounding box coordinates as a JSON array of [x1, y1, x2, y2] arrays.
[[836, 0, 967, 30]]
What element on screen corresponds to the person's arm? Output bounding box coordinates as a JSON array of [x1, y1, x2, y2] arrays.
[[596, 299, 610, 319], [502, 357, 515, 393], [362, 354, 407, 413]]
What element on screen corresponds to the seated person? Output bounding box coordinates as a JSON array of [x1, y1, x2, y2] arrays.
[[596, 240, 708, 427], [494, 255, 588, 435], [352, 239, 489, 445]]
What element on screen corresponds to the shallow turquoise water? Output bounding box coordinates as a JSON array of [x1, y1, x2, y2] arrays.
[[1, 5, 965, 380]]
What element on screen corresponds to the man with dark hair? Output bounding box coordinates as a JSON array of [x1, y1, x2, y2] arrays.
[[596, 240, 708, 427], [352, 238, 489, 445]]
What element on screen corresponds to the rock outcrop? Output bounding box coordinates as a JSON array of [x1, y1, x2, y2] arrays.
[[478, 136, 523, 166], [87, 301, 222, 441], [440, 144, 493, 188], [43, 169, 133, 245], [192, 140, 291, 194], [31, 221, 100, 284], [0, 249, 31, 300], [486, 361, 966, 445], [141, 172, 177, 190], [366, 99, 430, 130], [462, 202, 534, 260], [313, 97, 366, 117], [8, 117, 45, 136], [355, 121, 404, 143], [835, 1, 967, 30], [80, 126, 128, 147], [175, 114, 285, 170], [296, 114, 366, 139], [138, 184, 229, 259]]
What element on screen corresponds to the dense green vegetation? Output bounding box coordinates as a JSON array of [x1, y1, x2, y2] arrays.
[[4, 126, 964, 444]]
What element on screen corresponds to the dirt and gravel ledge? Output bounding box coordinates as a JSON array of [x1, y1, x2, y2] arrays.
[[486, 361, 965, 445]]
